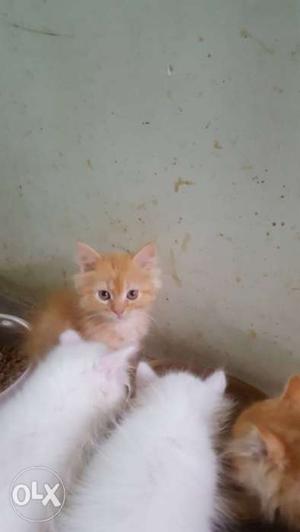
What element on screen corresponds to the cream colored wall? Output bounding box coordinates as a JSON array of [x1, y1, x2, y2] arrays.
[[1, 0, 300, 393]]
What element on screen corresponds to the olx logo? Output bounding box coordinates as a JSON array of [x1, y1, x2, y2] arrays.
[[10, 467, 65, 523]]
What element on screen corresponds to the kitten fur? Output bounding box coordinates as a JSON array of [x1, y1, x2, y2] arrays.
[[228, 374, 300, 529], [57, 366, 231, 532], [0, 330, 134, 532], [25, 242, 160, 360]]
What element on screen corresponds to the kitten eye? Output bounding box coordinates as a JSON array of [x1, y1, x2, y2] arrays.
[[98, 290, 111, 301], [127, 289, 139, 300]]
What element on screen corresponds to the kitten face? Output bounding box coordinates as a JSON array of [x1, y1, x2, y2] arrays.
[[230, 375, 300, 527], [74, 242, 160, 322]]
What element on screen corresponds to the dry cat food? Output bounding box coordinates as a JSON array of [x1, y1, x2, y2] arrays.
[[0, 314, 29, 393], [0, 344, 28, 392]]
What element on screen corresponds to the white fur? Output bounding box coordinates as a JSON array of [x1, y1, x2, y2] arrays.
[[135, 360, 157, 391], [57, 367, 228, 532], [0, 330, 134, 532]]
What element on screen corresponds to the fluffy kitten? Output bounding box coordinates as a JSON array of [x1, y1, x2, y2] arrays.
[[0, 330, 134, 531], [228, 374, 300, 529], [26, 242, 160, 360], [57, 366, 230, 532]]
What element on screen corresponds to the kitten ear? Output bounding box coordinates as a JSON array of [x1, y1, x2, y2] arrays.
[[133, 242, 157, 269], [230, 426, 265, 459], [231, 426, 285, 468], [100, 345, 138, 376], [205, 370, 227, 395], [136, 362, 158, 391], [282, 374, 300, 403], [113, 345, 139, 365], [76, 241, 101, 273], [60, 329, 82, 345], [257, 427, 286, 467]]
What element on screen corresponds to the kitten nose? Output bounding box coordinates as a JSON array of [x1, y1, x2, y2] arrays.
[[113, 309, 124, 319]]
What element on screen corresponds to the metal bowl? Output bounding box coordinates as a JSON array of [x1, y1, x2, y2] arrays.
[[0, 313, 31, 398]]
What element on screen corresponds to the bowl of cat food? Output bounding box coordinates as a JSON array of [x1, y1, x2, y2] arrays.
[[0, 314, 30, 398]]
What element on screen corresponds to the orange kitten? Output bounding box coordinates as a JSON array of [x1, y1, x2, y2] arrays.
[[25, 242, 161, 360], [228, 375, 300, 529]]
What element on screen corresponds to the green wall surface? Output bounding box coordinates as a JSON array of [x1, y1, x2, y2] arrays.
[[1, 0, 300, 392]]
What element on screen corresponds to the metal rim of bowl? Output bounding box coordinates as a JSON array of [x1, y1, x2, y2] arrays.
[[0, 313, 30, 331], [0, 313, 31, 398]]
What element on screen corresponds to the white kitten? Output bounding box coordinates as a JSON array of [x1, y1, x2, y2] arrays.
[[57, 365, 230, 532], [0, 329, 134, 532]]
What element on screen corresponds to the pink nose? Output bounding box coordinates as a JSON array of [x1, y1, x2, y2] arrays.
[[113, 310, 124, 319]]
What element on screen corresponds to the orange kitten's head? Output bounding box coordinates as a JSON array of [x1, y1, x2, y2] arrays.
[[73, 242, 161, 321], [230, 375, 300, 528]]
